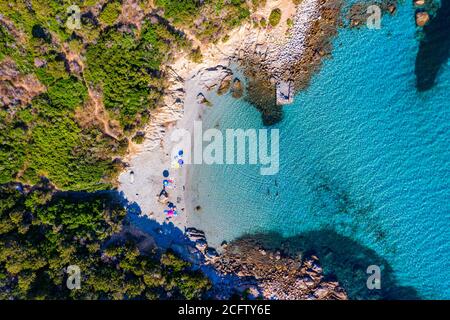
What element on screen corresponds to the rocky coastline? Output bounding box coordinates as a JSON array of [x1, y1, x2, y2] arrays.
[[184, 228, 347, 300], [119, 0, 358, 299]]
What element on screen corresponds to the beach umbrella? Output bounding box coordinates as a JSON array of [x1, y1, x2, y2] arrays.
[[178, 150, 183, 156], [178, 159, 184, 165], [163, 170, 169, 177]]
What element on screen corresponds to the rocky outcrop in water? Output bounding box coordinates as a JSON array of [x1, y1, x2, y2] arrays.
[[0, 58, 45, 108], [217, 74, 232, 95], [212, 238, 347, 300]]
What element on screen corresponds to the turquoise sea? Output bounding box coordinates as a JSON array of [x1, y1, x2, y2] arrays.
[[186, 3, 449, 299]]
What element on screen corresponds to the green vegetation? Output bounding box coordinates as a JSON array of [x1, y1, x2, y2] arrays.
[[268, 8, 282, 27], [0, 1, 192, 189], [260, 17, 267, 28], [0, 184, 210, 299], [99, 1, 122, 26], [252, 0, 267, 10], [132, 132, 145, 144], [47, 77, 87, 110]]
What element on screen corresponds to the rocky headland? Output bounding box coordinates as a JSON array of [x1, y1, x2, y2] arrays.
[[117, 0, 387, 299]]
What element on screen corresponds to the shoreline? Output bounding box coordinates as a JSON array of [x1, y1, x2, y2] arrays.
[[117, 0, 347, 298]]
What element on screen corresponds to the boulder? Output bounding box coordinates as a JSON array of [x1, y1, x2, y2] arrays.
[[415, 11, 429, 27], [196, 93, 212, 106], [314, 286, 330, 299], [199, 65, 232, 91], [414, 0, 425, 6], [221, 240, 228, 249], [205, 247, 219, 260], [387, 4, 397, 14], [195, 239, 208, 251], [276, 81, 294, 105], [196, 92, 207, 103], [186, 227, 207, 242]]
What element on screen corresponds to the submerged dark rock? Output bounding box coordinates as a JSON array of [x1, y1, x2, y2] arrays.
[[415, 0, 450, 91], [245, 72, 282, 126]]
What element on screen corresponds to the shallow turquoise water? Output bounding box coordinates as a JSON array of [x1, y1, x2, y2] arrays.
[[187, 3, 449, 299]]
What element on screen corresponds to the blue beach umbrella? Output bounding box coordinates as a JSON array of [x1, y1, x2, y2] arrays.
[[163, 170, 169, 177]]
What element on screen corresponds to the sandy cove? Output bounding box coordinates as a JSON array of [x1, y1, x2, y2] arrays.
[[118, 0, 323, 233]]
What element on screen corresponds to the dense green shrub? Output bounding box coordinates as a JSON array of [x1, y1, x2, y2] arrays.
[[47, 77, 88, 110], [269, 8, 282, 27], [156, 0, 250, 42]]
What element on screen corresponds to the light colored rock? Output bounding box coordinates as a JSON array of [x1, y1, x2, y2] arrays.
[[34, 58, 46, 68]]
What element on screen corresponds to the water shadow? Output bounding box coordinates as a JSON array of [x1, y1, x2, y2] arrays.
[[233, 229, 421, 300]]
